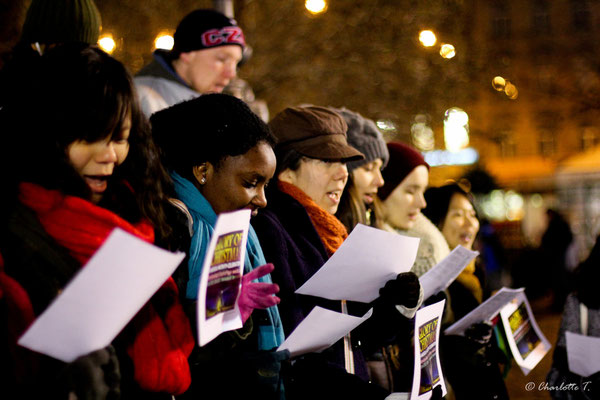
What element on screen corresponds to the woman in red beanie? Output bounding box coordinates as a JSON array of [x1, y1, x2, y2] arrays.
[[0, 44, 193, 399]]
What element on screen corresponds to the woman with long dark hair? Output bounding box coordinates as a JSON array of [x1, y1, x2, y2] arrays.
[[0, 44, 193, 399]]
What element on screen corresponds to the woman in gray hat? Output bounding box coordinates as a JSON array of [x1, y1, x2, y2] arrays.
[[252, 105, 421, 399]]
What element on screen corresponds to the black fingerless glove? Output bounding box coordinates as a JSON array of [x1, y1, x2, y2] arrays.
[[379, 272, 421, 308], [431, 384, 444, 400]]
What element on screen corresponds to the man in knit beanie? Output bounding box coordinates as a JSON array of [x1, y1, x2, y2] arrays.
[[135, 9, 246, 117]]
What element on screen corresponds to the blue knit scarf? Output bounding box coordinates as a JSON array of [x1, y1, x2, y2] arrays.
[[171, 171, 284, 349]]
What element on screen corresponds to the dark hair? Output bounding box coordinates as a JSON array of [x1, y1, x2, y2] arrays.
[[151, 93, 275, 182], [335, 175, 385, 232], [422, 183, 476, 229], [1, 44, 172, 239]]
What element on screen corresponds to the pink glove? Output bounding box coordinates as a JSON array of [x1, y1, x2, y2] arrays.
[[239, 263, 280, 323]]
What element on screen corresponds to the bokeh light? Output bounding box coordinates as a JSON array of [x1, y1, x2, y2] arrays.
[[305, 0, 328, 14], [492, 76, 506, 91], [440, 43, 456, 59], [98, 34, 116, 54], [154, 33, 174, 50], [419, 30, 437, 47]]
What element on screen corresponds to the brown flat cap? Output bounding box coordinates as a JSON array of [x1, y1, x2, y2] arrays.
[[269, 105, 364, 162]]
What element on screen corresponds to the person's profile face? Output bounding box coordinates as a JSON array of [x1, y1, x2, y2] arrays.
[[67, 116, 131, 204], [351, 158, 385, 205], [382, 165, 429, 230], [200, 141, 276, 216], [182, 45, 242, 94], [280, 158, 349, 214]]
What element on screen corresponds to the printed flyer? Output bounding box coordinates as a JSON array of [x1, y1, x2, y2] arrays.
[[411, 300, 447, 400], [197, 209, 251, 346], [499, 294, 551, 375]]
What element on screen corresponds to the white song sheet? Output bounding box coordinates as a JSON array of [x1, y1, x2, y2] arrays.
[[411, 300, 447, 400], [296, 224, 420, 303], [197, 210, 250, 346], [444, 287, 524, 336], [566, 332, 600, 377], [277, 306, 373, 358], [499, 294, 551, 375], [18, 228, 185, 362], [419, 245, 479, 300]]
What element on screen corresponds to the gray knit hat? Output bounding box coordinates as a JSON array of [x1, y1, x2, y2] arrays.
[[20, 0, 101, 45], [334, 108, 389, 172]]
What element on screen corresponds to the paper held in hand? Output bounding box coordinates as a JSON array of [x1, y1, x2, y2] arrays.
[[444, 287, 524, 336], [499, 294, 551, 375], [18, 228, 185, 362], [419, 245, 479, 301], [197, 209, 251, 346], [277, 306, 372, 358], [295, 224, 420, 303], [566, 332, 600, 377], [411, 300, 447, 400]]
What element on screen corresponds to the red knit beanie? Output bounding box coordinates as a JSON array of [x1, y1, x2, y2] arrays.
[[378, 142, 429, 200]]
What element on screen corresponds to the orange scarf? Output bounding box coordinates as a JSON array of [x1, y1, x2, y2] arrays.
[[278, 181, 348, 256]]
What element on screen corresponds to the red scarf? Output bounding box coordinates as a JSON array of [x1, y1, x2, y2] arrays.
[[278, 181, 348, 256], [18, 182, 194, 395]]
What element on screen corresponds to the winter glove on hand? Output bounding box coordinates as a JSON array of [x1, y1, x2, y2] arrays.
[[379, 272, 421, 308], [239, 263, 280, 323], [66, 345, 121, 400], [465, 321, 493, 345], [431, 385, 444, 400]]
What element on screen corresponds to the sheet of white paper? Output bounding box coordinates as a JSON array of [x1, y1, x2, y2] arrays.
[[296, 224, 420, 303], [277, 306, 373, 358], [18, 228, 185, 362], [411, 300, 447, 400], [566, 332, 600, 377], [444, 287, 524, 336], [197, 209, 250, 346], [499, 293, 551, 375], [419, 246, 479, 300]]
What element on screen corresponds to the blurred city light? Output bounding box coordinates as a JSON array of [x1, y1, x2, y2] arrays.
[[492, 76, 506, 91], [444, 107, 469, 152], [154, 33, 174, 50], [422, 147, 478, 166], [480, 190, 525, 221], [419, 30, 437, 47], [305, 0, 328, 14], [439, 43, 456, 59], [411, 114, 435, 151], [504, 82, 518, 99], [98, 34, 116, 54], [376, 119, 397, 132]]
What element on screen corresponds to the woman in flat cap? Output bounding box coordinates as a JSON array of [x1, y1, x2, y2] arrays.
[[252, 105, 422, 399]]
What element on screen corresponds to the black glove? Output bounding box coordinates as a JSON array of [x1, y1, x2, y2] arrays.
[[431, 384, 444, 400], [424, 290, 447, 307], [65, 345, 121, 400], [465, 322, 493, 345], [379, 272, 421, 308]]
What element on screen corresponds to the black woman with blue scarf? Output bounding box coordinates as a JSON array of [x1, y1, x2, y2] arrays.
[[150, 94, 287, 400]]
